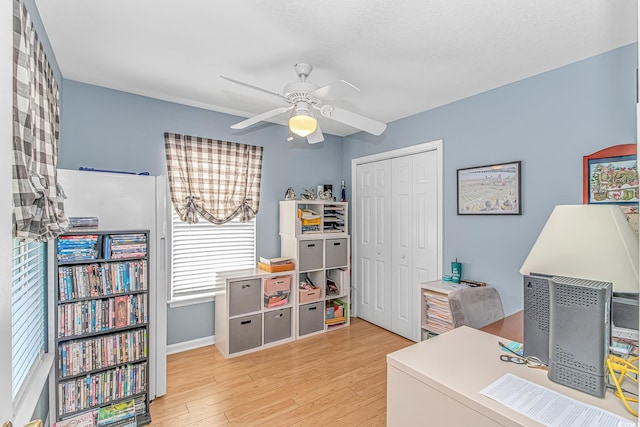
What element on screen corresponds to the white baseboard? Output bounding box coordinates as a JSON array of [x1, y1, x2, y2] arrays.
[[166, 335, 215, 355]]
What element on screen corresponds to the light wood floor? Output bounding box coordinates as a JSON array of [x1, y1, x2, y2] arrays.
[[148, 318, 413, 426]]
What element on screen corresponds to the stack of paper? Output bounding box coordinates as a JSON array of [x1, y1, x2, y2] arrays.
[[424, 291, 455, 334]]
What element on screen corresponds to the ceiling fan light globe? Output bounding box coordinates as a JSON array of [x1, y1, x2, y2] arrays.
[[289, 115, 317, 137]]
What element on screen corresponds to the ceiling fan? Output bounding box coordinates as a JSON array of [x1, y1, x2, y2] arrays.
[[221, 63, 387, 144]]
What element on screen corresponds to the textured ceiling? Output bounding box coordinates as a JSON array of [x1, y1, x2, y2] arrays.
[[35, 0, 638, 137]]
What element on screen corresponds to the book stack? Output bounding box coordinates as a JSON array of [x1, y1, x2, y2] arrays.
[[97, 399, 137, 427], [258, 257, 294, 272], [57, 235, 100, 263], [103, 234, 147, 260], [423, 290, 455, 334]]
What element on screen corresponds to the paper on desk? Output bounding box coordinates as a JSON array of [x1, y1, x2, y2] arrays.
[[480, 373, 635, 427]]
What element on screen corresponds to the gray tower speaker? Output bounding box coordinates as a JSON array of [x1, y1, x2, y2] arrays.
[[523, 274, 550, 364], [548, 276, 612, 397]]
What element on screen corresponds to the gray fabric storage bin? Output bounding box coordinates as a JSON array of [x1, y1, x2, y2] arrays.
[[298, 301, 324, 336], [298, 239, 323, 271], [264, 307, 292, 344], [229, 313, 262, 353], [325, 238, 348, 268], [229, 278, 261, 316]]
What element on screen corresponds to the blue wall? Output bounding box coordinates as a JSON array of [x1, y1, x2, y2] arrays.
[[59, 81, 346, 260], [58, 81, 346, 344], [58, 45, 637, 339], [343, 43, 638, 314]]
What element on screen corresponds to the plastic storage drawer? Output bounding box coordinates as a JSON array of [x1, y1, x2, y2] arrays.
[[264, 307, 292, 344], [299, 287, 321, 303], [264, 275, 292, 293], [298, 301, 324, 336], [228, 313, 262, 354], [229, 278, 261, 316], [325, 238, 348, 268], [298, 240, 323, 271]]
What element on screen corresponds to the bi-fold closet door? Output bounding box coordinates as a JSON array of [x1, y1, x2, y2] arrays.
[[355, 149, 440, 341]]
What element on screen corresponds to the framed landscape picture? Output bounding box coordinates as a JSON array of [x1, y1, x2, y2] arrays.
[[457, 161, 521, 215]]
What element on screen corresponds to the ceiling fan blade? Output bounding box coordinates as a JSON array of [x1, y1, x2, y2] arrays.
[[319, 105, 387, 136], [311, 80, 360, 100], [307, 125, 324, 144], [220, 75, 287, 101], [230, 106, 293, 130]]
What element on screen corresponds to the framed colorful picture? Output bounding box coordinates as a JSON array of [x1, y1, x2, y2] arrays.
[[583, 144, 638, 205], [457, 160, 521, 215], [583, 144, 638, 234]]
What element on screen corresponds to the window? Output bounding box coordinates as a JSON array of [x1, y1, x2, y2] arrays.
[[11, 238, 46, 398], [170, 209, 256, 302]]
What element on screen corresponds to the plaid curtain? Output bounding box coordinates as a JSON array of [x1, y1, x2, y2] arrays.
[[12, 0, 67, 241], [164, 133, 263, 224]]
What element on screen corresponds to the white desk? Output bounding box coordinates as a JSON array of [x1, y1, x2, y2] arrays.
[[387, 326, 637, 426]]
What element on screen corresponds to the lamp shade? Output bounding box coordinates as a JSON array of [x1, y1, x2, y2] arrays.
[[288, 113, 317, 137], [520, 204, 639, 293]]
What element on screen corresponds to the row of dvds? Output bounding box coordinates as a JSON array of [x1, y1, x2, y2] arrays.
[[58, 260, 148, 301], [58, 235, 100, 262], [57, 362, 148, 416], [58, 328, 148, 378], [103, 234, 147, 260], [57, 233, 148, 263], [109, 234, 147, 243], [58, 294, 147, 339]]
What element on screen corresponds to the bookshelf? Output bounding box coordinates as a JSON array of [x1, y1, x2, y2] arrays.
[[54, 230, 151, 425], [279, 200, 350, 338]]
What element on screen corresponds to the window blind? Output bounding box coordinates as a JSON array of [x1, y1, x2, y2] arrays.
[[171, 209, 256, 300], [11, 239, 46, 398]]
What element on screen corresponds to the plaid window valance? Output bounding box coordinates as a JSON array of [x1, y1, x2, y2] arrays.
[[12, 0, 67, 241], [164, 133, 263, 224]]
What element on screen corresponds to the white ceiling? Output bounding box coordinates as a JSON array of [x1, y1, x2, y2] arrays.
[[35, 0, 638, 137]]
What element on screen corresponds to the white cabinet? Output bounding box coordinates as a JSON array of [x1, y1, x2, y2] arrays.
[[280, 200, 351, 338], [215, 268, 295, 358]]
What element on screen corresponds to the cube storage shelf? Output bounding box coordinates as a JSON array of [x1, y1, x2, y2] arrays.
[[54, 230, 151, 425], [215, 268, 296, 358], [280, 200, 351, 338]]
